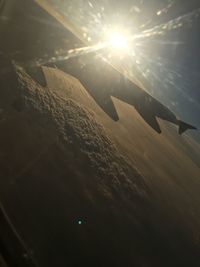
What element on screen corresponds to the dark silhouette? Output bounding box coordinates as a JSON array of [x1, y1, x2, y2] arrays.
[[0, 202, 38, 266]]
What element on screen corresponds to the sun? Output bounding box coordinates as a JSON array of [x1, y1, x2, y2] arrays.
[[102, 26, 131, 54], [109, 32, 128, 50]]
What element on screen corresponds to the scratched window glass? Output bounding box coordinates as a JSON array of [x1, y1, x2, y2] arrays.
[[0, 1, 200, 266]]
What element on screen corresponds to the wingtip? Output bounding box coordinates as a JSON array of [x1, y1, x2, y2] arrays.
[[178, 120, 197, 135]]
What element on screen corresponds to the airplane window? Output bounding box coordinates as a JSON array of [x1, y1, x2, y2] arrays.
[[0, 0, 200, 266]]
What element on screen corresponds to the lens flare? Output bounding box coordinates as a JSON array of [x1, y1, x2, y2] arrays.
[[109, 32, 128, 50]]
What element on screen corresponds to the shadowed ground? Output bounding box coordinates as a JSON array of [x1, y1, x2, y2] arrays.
[[0, 65, 200, 266]]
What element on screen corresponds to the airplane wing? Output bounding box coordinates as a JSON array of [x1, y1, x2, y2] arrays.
[[34, 0, 85, 43], [33, 0, 197, 134], [136, 109, 161, 133]]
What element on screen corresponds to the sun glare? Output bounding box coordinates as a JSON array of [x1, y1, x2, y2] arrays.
[[109, 32, 128, 50]]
